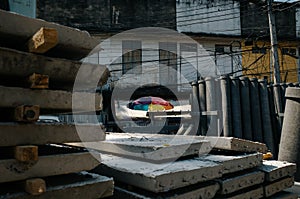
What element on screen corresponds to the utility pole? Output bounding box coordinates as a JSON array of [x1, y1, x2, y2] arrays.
[[267, 0, 281, 84]]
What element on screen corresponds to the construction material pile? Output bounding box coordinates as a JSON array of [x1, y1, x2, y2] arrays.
[[90, 133, 297, 199], [0, 10, 112, 198]]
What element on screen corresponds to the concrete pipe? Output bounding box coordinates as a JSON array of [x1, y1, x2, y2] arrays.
[[239, 76, 253, 140], [220, 75, 232, 137], [191, 81, 200, 135], [249, 78, 263, 142], [273, 83, 283, 142], [280, 83, 288, 111], [230, 76, 243, 138], [198, 79, 207, 135], [258, 79, 276, 156], [205, 77, 218, 136], [278, 87, 300, 181]]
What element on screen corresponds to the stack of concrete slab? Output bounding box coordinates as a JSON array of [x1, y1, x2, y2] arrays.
[[89, 133, 296, 199], [0, 10, 113, 198]]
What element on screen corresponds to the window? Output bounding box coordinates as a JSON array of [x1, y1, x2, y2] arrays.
[[282, 48, 296, 56], [179, 43, 200, 83], [252, 47, 266, 54], [159, 42, 177, 85], [122, 40, 142, 74]]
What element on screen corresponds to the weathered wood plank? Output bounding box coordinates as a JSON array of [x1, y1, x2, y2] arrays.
[[28, 73, 49, 89], [28, 27, 58, 54], [92, 154, 223, 193], [0, 10, 100, 60], [264, 177, 295, 197], [0, 172, 113, 199], [68, 133, 211, 163], [0, 47, 109, 89], [198, 153, 263, 174], [216, 171, 265, 195], [258, 160, 296, 182], [0, 150, 100, 183], [14, 145, 38, 162], [24, 178, 46, 196], [0, 86, 102, 112], [14, 105, 40, 122], [0, 123, 105, 146]]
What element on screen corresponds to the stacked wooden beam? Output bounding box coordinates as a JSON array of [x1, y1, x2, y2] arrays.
[[90, 133, 296, 199], [0, 10, 112, 198]]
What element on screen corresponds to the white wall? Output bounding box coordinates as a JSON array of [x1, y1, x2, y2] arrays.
[[176, 0, 241, 36], [296, 7, 300, 38], [84, 38, 219, 90]]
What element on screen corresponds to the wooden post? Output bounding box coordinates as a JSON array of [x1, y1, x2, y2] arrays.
[[28, 73, 49, 89], [28, 27, 58, 54]]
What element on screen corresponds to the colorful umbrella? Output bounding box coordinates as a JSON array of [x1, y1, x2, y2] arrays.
[[128, 96, 174, 111]]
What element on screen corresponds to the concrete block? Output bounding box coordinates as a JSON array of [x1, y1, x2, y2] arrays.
[[217, 171, 265, 195], [0, 172, 113, 199], [264, 177, 294, 197], [78, 133, 211, 162], [258, 160, 296, 182], [93, 154, 223, 193]]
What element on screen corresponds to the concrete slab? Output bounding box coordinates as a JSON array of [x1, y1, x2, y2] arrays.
[[258, 160, 296, 182], [0, 47, 109, 89], [216, 171, 265, 195], [0, 145, 100, 183], [264, 177, 295, 197], [216, 186, 264, 199], [284, 182, 300, 198], [0, 10, 100, 60], [198, 136, 268, 153], [198, 153, 263, 174], [92, 154, 223, 193], [0, 86, 102, 112], [112, 182, 220, 199], [72, 133, 211, 162], [0, 123, 105, 146], [267, 191, 298, 199], [0, 172, 113, 199]]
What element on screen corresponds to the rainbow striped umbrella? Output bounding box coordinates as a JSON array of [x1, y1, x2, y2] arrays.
[[128, 96, 174, 111]]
